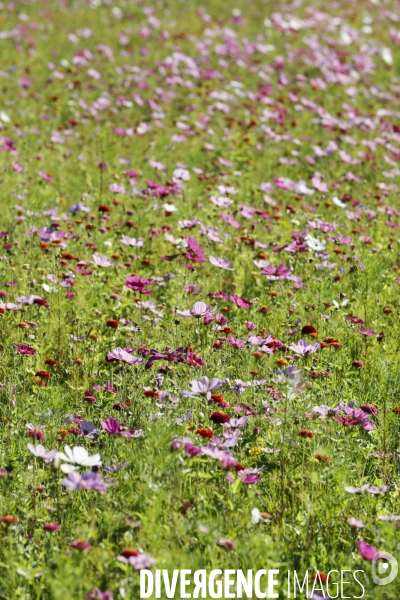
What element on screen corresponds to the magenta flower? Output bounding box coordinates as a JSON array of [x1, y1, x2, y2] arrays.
[[101, 417, 144, 438], [216, 538, 236, 550], [229, 294, 253, 308], [333, 406, 376, 431], [357, 328, 376, 336], [183, 238, 206, 263], [357, 540, 378, 561], [184, 443, 202, 457], [107, 348, 144, 364], [43, 523, 60, 532], [14, 344, 36, 355], [125, 275, 153, 294], [177, 301, 217, 318], [71, 539, 92, 551]]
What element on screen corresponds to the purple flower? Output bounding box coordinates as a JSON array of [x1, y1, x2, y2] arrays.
[[177, 301, 217, 318], [101, 417, 144, 438], [117, 553, 156, 570], [187, 376, 223, 400], [288, 339, 320, 356], [120, 235, 143, 247], [62, 471, 115, 495], [106, 348, 144, 364], [209, 256, 234, 270], [92, 253, 114, 267]]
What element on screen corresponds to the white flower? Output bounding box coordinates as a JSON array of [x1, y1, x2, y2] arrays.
[[55, 445, 102, 473], [332, 196, 346, 208], [251, 508, 262, 525], [163, 203, 179, 213], [380, 47, 393, 65], [305, 234, 326, 252], [332, 299, 349, 309]]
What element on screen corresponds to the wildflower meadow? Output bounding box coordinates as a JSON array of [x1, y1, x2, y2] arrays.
[[1, 0, 400, 598]]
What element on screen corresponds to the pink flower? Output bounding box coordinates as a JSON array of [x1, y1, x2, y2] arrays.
[[357, 540, 378, 561], [125, 275, 153, 294], [357, 328, 376, 336], [188, 376, 223, 400], [209, 256, 234, 270], [227, 335, 246, 349], [92, 254, 114, 267], [177, 301, 217, 318], [107, 348, 144, 365], [184, 238, 206, 263], [109, 183, 126, 193], [38, 171, 53, 182]]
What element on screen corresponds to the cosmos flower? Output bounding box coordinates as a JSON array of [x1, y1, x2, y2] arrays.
[[62, 471, 114, 494], [209, 256, 234, 270], [92, 254, 114, 267], [106, 348, 144, 364], [187, 376, 223, 400], [55, 445, 102, 473], [27, 443, 57, 464], [176, 301, 217, 318], [117, 552, 156, 570], [288, 339, 320, 356], [100, 418, 144, 438]]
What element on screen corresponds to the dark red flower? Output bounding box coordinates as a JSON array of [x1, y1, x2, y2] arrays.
[[210, 411, 230, 425], [106, 319, 119, 329], [299, 430, 313, 438]]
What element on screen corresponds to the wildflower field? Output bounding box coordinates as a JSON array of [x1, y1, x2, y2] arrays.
[[1, 0, 400, 598]]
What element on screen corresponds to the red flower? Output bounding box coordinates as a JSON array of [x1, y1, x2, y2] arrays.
[[106, 319, 119, 329], [0, 515, 18, 524], [120, 548, 139, 558], [195, 428, 213, 438], [301, 324, 317, 337], [36, 370, 51, 379], [45, 358, 57, 365], [299, 430, 313, 438], [210, 411, 230, 425]]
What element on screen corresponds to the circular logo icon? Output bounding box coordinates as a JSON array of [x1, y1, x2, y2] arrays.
[[372, 551, 398, 586]]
